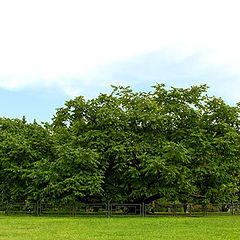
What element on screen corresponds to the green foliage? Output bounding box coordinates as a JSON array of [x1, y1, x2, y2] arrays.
[[52, 84, 240, 203], [0, 118, 53, 202], [0, 84, 240, 204]]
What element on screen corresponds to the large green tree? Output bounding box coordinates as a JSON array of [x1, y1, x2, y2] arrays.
[[52, 84, 240, 204], [0, 117, 53, 202], [1, 84, 239, 204]]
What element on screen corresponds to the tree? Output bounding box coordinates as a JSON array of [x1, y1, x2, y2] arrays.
[[1, 84, 239, 204], [0, 118, 53, 203], [52, 84, 240, 204]]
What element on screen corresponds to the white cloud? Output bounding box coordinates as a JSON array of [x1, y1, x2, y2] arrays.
[[0, 0, 240, 100]]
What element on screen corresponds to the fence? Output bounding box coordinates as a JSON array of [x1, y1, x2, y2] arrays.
[[1, 202, 240, 217]]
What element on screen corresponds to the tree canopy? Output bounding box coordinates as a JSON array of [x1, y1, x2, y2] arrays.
[[0, 84, 240, 204]]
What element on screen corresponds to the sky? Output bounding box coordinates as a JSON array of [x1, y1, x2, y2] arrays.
[[0, 0, 240, 123]]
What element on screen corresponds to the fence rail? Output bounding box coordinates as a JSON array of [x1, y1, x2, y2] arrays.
[[1, 202, 240, 217]]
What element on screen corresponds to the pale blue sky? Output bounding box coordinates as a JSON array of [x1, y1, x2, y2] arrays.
[[0, 0, 239, 123]]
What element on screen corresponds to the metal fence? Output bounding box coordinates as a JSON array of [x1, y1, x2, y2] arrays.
[[0, 202, 240, 217], [144, 203, 236, 217]]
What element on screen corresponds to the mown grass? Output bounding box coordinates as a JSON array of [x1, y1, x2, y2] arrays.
[[0, 215, 240, 240]]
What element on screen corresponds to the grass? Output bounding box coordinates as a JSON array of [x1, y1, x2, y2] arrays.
[[0, 215, 240, 240]]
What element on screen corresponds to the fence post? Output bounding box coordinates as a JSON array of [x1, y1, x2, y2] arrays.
[[172, 204, 175, 216], [35, 200, 40, 216], [141, 202, 145, 217], [231, 201, 234, 215], [38, 200, 41, 216], [5, 202, 9, 215], [35, 201, 37, 216], [72, 202, 76, 217], [107, 201, 111, 218], [202, 204, 206, 216], [189, 205, 192, 216]]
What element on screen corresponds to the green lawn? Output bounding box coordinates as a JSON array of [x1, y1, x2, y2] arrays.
[[0, 215, 240, 240]]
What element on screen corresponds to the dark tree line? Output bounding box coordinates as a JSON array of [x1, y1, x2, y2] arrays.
[[0, 84, 240, 204]]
